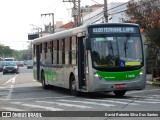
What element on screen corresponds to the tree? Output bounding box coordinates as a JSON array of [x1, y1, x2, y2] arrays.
[[124, 0, 160, 78], [124, 0, 160, 46]]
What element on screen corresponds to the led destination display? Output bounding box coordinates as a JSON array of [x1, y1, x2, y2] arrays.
[[89, 27, 139, 34]]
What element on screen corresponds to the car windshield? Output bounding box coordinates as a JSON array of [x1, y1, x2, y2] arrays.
[[91, 35, 143, 71], [4, 61, 17, 66]]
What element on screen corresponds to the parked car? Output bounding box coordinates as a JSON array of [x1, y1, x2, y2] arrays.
[[27, 60, 33, 69], [3, 61, 19, 74], [0, 61, 4, 72], [17, 61, 24, 67]]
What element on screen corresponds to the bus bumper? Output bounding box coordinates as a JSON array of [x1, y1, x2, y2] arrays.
[[87, 75, 146, 92]]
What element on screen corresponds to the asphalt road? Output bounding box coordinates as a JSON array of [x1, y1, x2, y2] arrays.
[[0, 67, 160, 120]]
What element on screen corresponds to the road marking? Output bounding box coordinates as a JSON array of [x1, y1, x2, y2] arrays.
[[36, 101, 92, 109], [144, 99, 160, 102], [6, 85, 14, 99], [1, 75, 18, 99], [11, 102, 63, 111], [0, 96, 74, 101], [0, 86, 5, 89], [151, 95, 160, 98], [126, 89, 160, 94], [0, 92, 9, 96], [1, 107, 25, 111], [134, 101, 160, 104], [2, 75, 18, 85], [57, 99, 115, 107], [85, 99, 139, 105]]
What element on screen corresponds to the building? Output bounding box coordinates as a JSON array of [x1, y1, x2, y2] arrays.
[[41, 2, 127, 34], [82, 2, 127, 25]]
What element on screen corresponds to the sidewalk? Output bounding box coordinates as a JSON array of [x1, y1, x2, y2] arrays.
[[146, 74, 153, 85], [146, 74, 160, 87]]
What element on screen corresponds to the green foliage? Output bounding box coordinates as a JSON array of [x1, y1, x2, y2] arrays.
[[145, 26, 160, 47], [0, 44, 32, 60], [124, 0, 160, 48]]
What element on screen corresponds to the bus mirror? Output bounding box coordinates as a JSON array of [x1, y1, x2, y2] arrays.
[[85, 38, 91, 50]]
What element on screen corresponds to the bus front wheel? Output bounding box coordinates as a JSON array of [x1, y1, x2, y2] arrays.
[[70, 75, 79, 96], [41, 72, 49, 89], [114, 90, 126, 97]]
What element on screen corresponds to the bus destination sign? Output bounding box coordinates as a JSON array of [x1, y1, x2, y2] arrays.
[[91, 27, 138, 34]]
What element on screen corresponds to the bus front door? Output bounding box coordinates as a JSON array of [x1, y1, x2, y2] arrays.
[[78, 37, 86, 89]]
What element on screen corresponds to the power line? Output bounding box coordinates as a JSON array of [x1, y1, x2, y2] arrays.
[[91, 0, 101, 4], [63, 2, 72, 21], [83, 0, 157, 24], [109, 0, 157, 16], [83, 0, 131, 23], [107, 0, 132, 12]]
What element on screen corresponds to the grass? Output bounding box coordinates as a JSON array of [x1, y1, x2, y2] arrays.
[[152, 81, 160, 87]]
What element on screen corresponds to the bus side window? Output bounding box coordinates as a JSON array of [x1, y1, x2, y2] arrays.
[[51, 41, 53, 64], [59, 39, 62, 64], [62, 39, 65, 64], [69, 37, 72, 64], [42, 42, 45, 59], [57, 40, 59, 64], [53, 40, 57, 64], [33, 45, 35, 56], [33, 45, 36, 60], [40, 43, 42, 53], [65, 37, 70, 64], [71, 36, 77, 65], [45, 42, 47, 59]]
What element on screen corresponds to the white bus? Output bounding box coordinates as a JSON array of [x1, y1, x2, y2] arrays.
[[33, 23, 146, 97], [4, 58, 14, 61]]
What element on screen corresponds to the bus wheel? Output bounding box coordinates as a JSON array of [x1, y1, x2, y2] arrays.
[[114, 91, 126, 97], [70, 76, 79, 96], [41, 72, 49, 89]]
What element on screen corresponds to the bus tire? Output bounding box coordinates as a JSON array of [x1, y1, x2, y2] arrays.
[[114, 90, 126, 97], [70, 75, 79, 96], [41, 72, 49, 89]]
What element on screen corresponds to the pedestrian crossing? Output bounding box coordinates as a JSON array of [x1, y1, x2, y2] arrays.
[[1, 94, 160, 111]]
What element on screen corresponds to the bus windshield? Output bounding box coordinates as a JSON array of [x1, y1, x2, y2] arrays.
[[91, 35, 143, 71]]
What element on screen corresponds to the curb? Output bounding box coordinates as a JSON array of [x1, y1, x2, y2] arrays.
[[146, 81, 160, 87], [146, 81, 153, 85]]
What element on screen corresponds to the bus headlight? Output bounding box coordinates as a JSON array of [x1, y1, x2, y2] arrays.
[[94, 73, 99, 78], [94, 73, 102, 80], [137, 70, 144, 78]]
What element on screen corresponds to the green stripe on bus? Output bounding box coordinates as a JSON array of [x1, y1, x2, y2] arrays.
[[96, 69, 142, 81], [44, 70, 58, 81]]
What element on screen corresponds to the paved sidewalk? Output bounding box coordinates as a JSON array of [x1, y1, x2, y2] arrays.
[[146, 74, 153, 85]]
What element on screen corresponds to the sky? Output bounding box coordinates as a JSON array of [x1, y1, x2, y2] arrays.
[[0, 0, 128, 50]]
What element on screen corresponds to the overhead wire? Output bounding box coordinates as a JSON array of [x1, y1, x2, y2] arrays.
[[109, 0, 157, 16], [90, 0, 101, 4], [83, 0, 132, 23], [83, 0, 157, 24], [63, 2, 72, 22]]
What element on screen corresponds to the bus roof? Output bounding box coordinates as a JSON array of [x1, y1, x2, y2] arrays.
[[33, 23, 139, 44], [33, 25, 87, 44]]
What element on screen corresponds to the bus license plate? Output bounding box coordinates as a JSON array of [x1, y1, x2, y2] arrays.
[[115, 84, 125, 88]]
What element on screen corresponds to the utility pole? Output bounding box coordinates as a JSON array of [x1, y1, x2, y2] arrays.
[[78, 0, 81, 26], [63, 0, 81, 27], [104, 0, 108, 23], [41, 13, 54, 33]]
